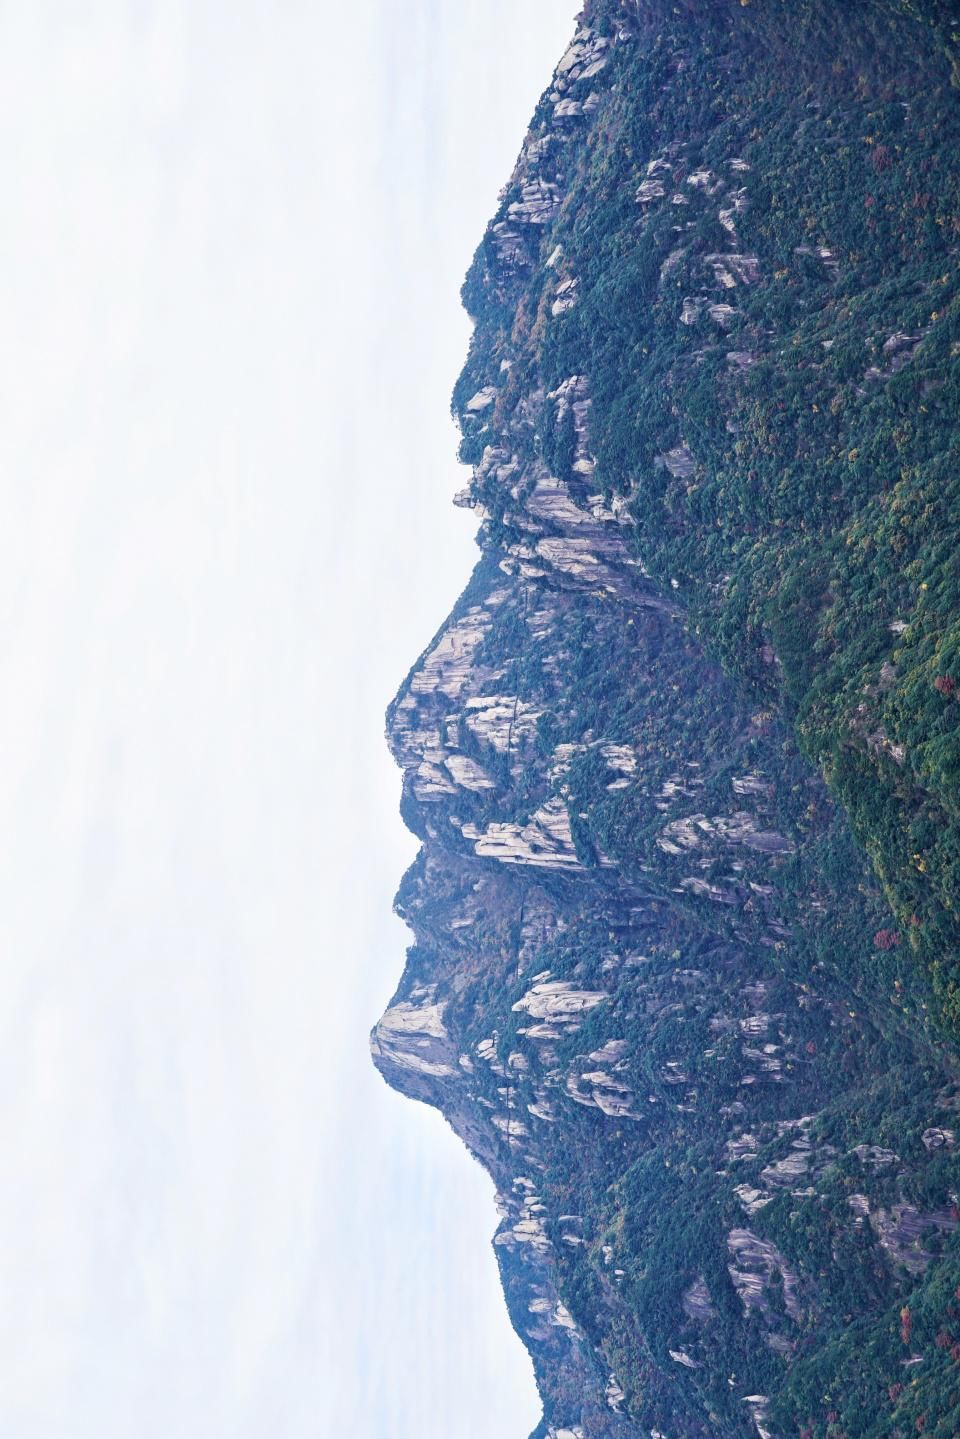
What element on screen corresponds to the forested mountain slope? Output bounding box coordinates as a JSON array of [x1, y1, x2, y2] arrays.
[[373, 4, 960, 1436]]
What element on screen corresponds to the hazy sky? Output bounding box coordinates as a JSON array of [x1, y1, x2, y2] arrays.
[[0, 2, 576, 1435]]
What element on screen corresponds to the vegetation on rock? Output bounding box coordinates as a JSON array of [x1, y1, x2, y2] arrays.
[[375, 4, 960, 1436]]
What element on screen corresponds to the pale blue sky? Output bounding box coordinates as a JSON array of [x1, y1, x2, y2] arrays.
[[0, 2, 576, 1435]]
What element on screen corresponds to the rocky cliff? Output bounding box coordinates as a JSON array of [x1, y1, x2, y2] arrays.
[[373, 4, 960, 1436]]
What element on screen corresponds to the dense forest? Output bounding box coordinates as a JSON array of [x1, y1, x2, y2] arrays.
[[374, 3, 960, 1436]]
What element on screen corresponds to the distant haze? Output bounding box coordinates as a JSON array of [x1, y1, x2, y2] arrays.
[[0, 2, 575, 1435]]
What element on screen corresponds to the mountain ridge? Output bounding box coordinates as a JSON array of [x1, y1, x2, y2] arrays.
[[374, 4, 960, 1435]]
